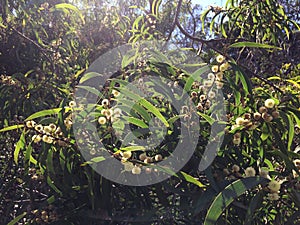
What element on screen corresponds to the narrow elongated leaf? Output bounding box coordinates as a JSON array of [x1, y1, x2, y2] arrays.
[[201, 8, 211, 34], [76, 85, 102, 97], [25, 108, 62, 121], [139, 98, 169, 127], [7, 212, 27, 225], [126, 117, 148, 128], [178, 171, 206, 188], [244, 190, 265, 225], [90, 156, 105, 163], [230, 63, 252, 95], [47, 195, 56, 204], [54, 3, 84, 22], [286, 79, 300, 89], [229, 42, 281, 49], [46, 149, 55, 174], [119, 88, 169, 127], [126, 103, 151, 122], [81, 156, 106, 166], [14, 131, 26, 164], [122, 54, 137, 68], [120, 146, 146, 151], [287, 114, 294, 151], [197, 112, 215, 125], [79, 72, 102, 84], [47, 176, 62, 195], [204, 177, 267, 225], [184, 65, 209, 92], [0, 124, 24, 132]]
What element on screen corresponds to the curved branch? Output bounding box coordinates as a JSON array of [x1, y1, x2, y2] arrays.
[[166, 0, 183, 41]]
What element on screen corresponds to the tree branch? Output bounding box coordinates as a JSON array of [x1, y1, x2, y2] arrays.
[[166, 0, 183, 41]]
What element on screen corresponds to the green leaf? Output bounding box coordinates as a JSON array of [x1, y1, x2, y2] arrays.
[[204, 177, 267, 225], [244, 190, 265, 225], [287, 114, 295, 151], [47, 195, 56, 204], [200, 8, 211, 34], [120, 146, 146, 151], [132, 15, 144, 30], [76, 85, 102, 97], [25, 108, 62, 121], [79, 72, 102, 84], [260, 132, 269, 141], [119, 100, 152, 122], [7, 212, 27, 225], [197, 112, 215, 125], [74, 68, 86, 79], [126, 116, 148, 128], [119, 88, 169, 127], [25, 145, 37, 166], [90, 156, 105, 163], [46, 148, 55, 174], [81, 156, 106, 166], [122, 53, 137, 68], [14, 131, 26, 164], [0, 124, 24, 133], [184, 65, 209, 92], [47, 176, 62, 195], [230, 62, 253, 95], [139, 98, 169, 127], [54, 3, 84, 23], [286, 79, 300, 89], [220, 14, 228, 38], [178, 171, 206, 188], [229, 42, 281, 49]]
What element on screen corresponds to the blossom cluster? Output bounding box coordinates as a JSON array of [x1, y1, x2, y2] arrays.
[[190, 55, 229, 112], [97, 90, 122, 125], [120, 151, 163, 175], [25, 120, 67, 146], [231, 98, 278, 145], [223, 165, 281, 200]]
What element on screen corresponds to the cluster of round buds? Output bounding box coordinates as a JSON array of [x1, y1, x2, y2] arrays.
[[64, 114, 73, 130], [31, 205, 58, 224], [121, 151, 164, 175], [0, 74, 17, 86], [232, 113, 253, 129], [256, 98, 279, 123], [231, 114, 254, 145], [267, 180, 281, 201], [210, 54, 230, 89], [196, 94, 212, 111], [145, 14, 157, 29], [98, 105, 122, 125], [194, 55, 229, 112], [230, 106, 278, 145], [223, 164, 243, 180], [28, 168, 44, 181], [26, 120, 65, 145]]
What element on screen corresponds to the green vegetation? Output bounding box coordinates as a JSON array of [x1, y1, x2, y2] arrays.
[[1, 0, 300, 224]]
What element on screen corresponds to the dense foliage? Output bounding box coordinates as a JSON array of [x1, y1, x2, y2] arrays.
[[1, 0, 300, 224]]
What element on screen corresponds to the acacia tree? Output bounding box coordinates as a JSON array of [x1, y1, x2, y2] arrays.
[[1, 0, 300, 224]]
